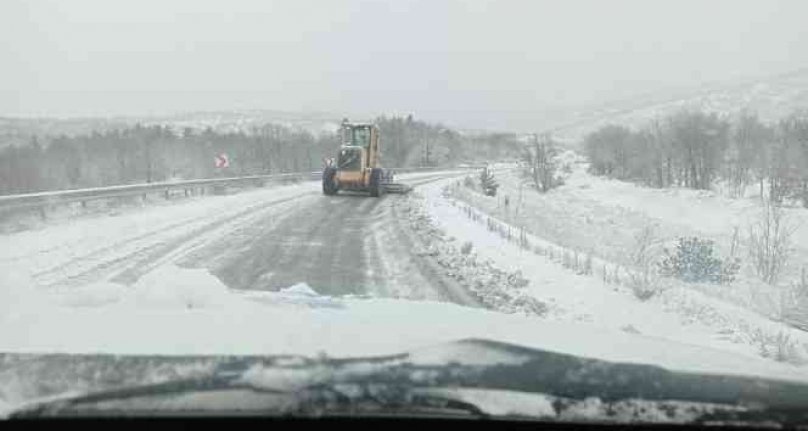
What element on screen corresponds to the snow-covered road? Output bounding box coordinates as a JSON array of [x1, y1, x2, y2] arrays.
[[0, 171, 475, 303]]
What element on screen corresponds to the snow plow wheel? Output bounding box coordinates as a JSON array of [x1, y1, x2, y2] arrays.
[[322, 167, 338, 195], [369, 168, 384, 198]]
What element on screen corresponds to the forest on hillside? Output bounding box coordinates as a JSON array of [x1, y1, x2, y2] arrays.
[[0, 116, 520, 195], [583, 109, 808, 206]]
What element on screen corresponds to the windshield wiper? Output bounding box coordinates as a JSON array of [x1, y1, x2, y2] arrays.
[[286, 382, 489, 419], [9, 339, 808, 424], [8, 372, 489, 419]]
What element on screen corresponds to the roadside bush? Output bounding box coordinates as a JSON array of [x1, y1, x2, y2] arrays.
[[751, 329, 803, 364], [657, 237, 739, 284], [748, 200, 796, 285], [480, 167, 498, 196], [460, 241, 473, 255], [627, 226, 664, 300], [781, 268, 808, 330], [463, 175, 476, 190]]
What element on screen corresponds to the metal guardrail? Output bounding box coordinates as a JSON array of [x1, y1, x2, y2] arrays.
[[0, 165, 489, 211], [0, 172, 320, 211]]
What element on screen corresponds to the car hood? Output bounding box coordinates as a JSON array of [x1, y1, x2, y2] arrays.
[[3, 276, 808, 418]]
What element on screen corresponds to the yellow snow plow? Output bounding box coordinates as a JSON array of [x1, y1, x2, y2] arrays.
[[322, 119, 412, 197]]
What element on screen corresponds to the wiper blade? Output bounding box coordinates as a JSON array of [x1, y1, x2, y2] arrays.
[[287, 382, 490, 419], [8, 369, 490, 419], [8, 373, 280, 418]]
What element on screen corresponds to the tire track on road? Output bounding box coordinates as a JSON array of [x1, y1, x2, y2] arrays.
[[182, 172, 477, 303], [34, 191, 316, 288]]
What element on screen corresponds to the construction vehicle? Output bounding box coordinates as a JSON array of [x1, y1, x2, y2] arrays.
[[322, 119, 412, 197]]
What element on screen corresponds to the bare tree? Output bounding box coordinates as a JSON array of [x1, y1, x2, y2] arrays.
[[523, 133, 559, 193], [627, 225, 663, 300], [772, 113, 808, 206], [583, 124, 631, 177], [748, 199, 797, 285], [727, 111, 770, 198], [667, 110, 730, 190]]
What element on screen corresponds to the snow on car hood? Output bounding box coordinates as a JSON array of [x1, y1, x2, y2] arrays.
[[1, 264, 807, 387]]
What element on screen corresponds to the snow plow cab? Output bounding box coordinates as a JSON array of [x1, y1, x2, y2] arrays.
[[322, 119, 411, 197]]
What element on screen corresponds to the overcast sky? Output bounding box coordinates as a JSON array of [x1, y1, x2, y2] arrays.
[[2, 0, 807, 130]]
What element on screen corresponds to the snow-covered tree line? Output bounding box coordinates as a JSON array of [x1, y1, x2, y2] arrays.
[[583, 109, 808, 206], [0, 116, 521, 195], [0, 123, 330, 195]]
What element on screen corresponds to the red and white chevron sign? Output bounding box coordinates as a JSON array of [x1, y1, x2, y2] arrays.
[[214, 153, 229, 168]]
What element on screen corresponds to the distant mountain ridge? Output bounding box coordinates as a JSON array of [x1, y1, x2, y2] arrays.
[[550, 68, 808, 142], [3, 68, 808, 147]]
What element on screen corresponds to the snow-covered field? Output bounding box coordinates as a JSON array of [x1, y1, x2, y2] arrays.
[[435, 160, 808, 366]]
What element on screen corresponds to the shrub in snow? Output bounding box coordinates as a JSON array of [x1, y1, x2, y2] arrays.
[[582, 253, 593, 276], [522, 134, 561, 193], [747, 200, 796, 285], [657, 237, 739, 285], [463, 175, 476, 190], [460, 241, 473, 255], [479, 167, 498, 197], [562, 163, 573, 174], [507, 294, 548, 316], [781, 268, 808, 330], [627, 226, 664, 300], [751, 329, 803, 364]]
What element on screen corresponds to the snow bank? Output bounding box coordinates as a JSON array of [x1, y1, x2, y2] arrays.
[[452, 164, 808, 329], [124, 265, 237, 310], [419, 176, 808, 368], [394, 193, 547, 316]]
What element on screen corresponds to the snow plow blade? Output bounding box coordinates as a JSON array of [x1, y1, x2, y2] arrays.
[[382, 183, 412, 194]]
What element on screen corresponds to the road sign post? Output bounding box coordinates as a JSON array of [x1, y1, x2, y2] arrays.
[[213, 153, 230, 195]]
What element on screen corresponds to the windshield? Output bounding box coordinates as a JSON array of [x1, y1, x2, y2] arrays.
[[2, 0, 808, 425], [337, 147, 362, 170], [343, 127, 371, 148]]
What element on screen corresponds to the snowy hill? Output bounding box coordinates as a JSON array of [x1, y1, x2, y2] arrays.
[[551, 68, 808, 143], [0, 110, 345, 147], [136, 110, 343, 136]]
